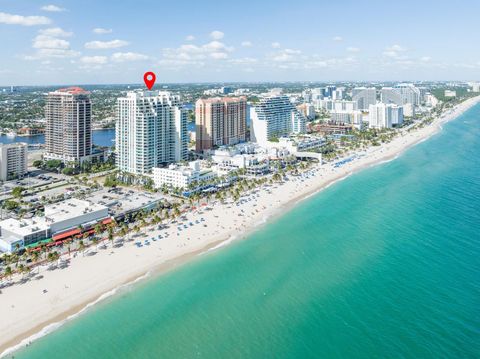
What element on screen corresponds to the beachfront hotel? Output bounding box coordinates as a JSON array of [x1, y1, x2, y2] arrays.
[[195, 96, 247, 152], [314, 99, 357, 112], [368, 103, 404, 128], [152, 161, 216, 190], [381, 84, 421, 106], [330, 110, 363, 128], [44, 87, 92, 164], [352, 87, 377, 110], [0, 142, 28, 181], [115, 91, 188, 175], [250, 95, 307, 146]]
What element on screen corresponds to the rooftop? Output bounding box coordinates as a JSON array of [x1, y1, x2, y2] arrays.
[[44, 198, 107, 223], [54, 87, 90, 95], [0, 217, 48, 238]]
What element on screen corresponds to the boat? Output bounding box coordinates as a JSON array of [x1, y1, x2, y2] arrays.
[[6, 131, 16, 138]]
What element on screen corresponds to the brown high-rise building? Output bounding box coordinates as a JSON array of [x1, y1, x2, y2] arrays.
[[195, 96, 247, 152], [45, 87, 92, 163]]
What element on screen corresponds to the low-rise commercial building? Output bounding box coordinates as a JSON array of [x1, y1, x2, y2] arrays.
[[0, 198, 110, 253]]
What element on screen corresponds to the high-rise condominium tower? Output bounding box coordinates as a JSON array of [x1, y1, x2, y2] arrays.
[[115, 91, 188, 175], [195, 97, 247, 152], [352, 87, 377, 110], [250, 95, 306, 146], [45, 87, 92, 163]]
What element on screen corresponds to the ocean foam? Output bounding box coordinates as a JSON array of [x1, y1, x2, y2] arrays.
[[0, 271, 151, 358]]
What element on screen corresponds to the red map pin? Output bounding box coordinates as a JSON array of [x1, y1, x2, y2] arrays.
[[143, 71, 156, 90]]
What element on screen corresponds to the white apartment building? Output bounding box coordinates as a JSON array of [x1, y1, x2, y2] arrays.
[[250, 95, 306, 147], [381, 84, 421, 106], [425, 93, 439, 107], [445, 90, 456, 97], [297, 103, 316, 120], [332, 88, 344, 100], [314, 99, 357, 112], [368, 103, 404, 128], [152, 161, 216, 190], [330, 110, 363, 128], [471, 83, 480, 92], [0, 142, 28, 181], [352, 87, 377, 110], [116, 91, 188, 175]]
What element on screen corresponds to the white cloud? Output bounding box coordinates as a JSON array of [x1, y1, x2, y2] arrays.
[[160, 37, 236, 69], [347, 47, 360, 53], [93, 28, 113, 34], [0, 12, 51, 26], [85, 40, 129, 49], [41, 5, 66, 12], [241, 41, 252, 47], [420, 56, 431, 62], [271, 42, 281, 48], [39, 27, 72, 38], [229, 57, 258, 65], [271, 48, 301, 62], [25, 28, 79, 59], [210, 30, 224, 40], [111, 52, 148, 62], [333, 36, 343, 42], [210, 52, 228, 60], [185, 35, 195, 41], [33, 35, 70, 50], [203, 41, 234, 52], [24, 48, 80, 60], [383, 44, 407, 58], [80, 56, 108, 64], [387, 44, 406, 52]]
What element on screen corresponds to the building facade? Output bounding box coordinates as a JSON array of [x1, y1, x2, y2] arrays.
[[368, 103, 404, 128], [250, 95, 306, 146], [195, 97, 247, 152], [116, 91, 188, 175], [45, 87, 92, 163], [152, 161, 216, 190], [381, 84, 421, 106], [330, 110, 363, 128], [314, 99, 357, 112], [352, 87, 377, 110], [0, 198, 109, 253], [0, 142, 28, 181]]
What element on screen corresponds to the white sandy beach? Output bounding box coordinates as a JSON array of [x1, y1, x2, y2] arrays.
[[1, 95, 479, 356]]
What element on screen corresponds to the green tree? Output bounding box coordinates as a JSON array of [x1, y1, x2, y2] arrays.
[[11, 186, 25, 199]]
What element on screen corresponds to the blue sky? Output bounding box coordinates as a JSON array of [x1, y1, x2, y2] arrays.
[[1, 0, 480, 85]]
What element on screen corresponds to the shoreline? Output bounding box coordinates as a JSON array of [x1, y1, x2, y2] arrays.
[[1, 96, 479, 357]]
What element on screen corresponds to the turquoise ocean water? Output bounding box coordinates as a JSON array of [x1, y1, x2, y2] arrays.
[[11, 105, 480, 358]]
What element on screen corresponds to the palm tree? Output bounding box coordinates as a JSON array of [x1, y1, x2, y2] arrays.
[[173, 207, 181, 218], [108, 228, 114, 247], [78, 240, 85, 256], [92, 237, 99, 249], [4, 266, 12, 280]]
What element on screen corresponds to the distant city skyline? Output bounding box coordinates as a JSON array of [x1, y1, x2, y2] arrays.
[[1, 0, 480, 85]]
